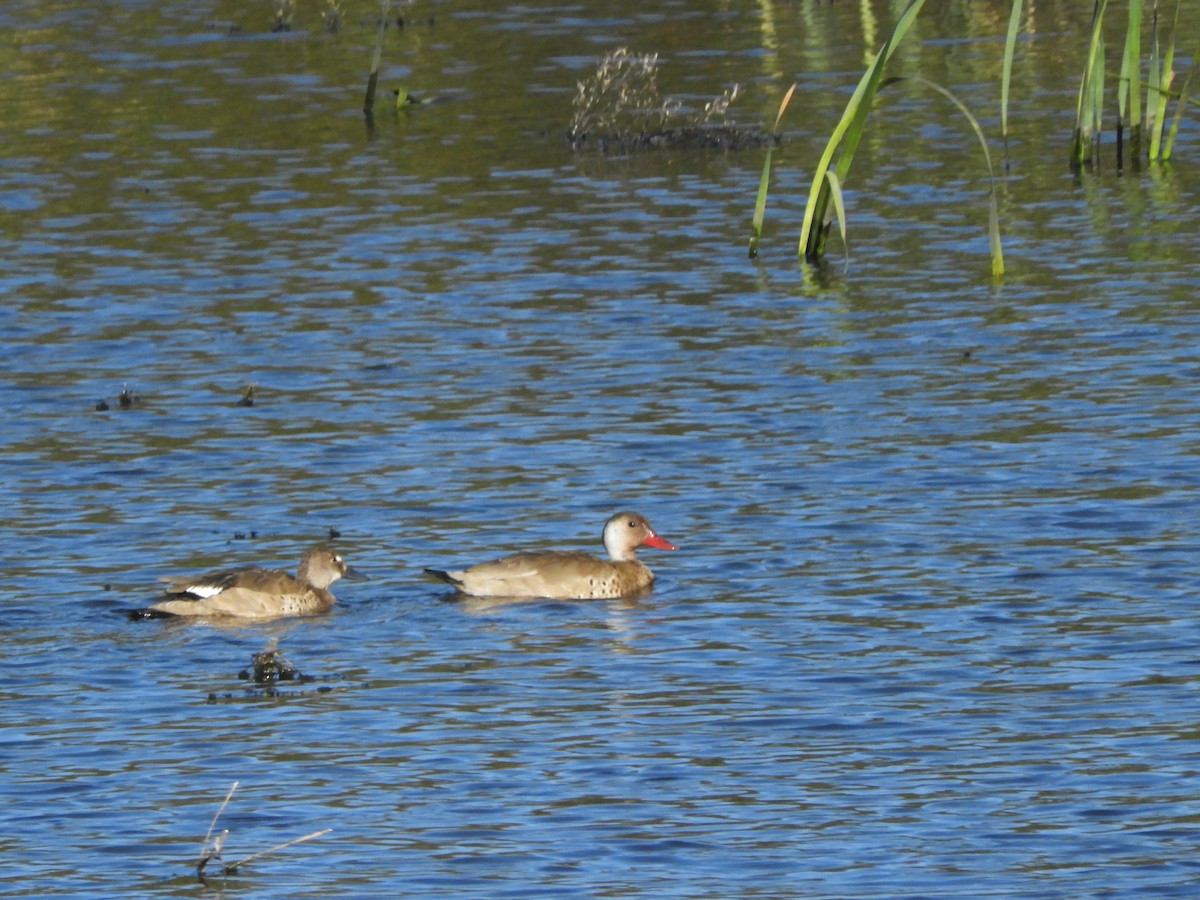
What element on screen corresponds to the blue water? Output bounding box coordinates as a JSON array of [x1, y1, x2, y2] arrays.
[[3, 1, 1200, 897]]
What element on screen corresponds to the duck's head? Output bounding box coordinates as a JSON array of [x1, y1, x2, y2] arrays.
[[298, 545, 367, 589], [602, 511, 678, 561]]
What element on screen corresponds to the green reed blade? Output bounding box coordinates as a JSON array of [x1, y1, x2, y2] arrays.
[[799, 0, 927, 261], [363, 0, 391, 114], [824, 169, 848, 267], [797, 94, 857, 261], [1163, 58, 1196, 161], [1001, 0, 1023, 140], [889, 76, 1004, 278], [748, 147, 773, 259], [1147, 0, 1180, 161], [1072, 0, 1109, 170], [1090, 30, 1106, 137], [987, 189, 1003, 279], [1119, 0, 1143, 157], [749, 83, 797, 259], [1146, 15, 1161, 157]]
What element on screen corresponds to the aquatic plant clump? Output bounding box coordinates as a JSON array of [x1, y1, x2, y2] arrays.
[[568, 47, 777, 150]]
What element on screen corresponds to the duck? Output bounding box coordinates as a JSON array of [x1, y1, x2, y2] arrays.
[[132, 544, 365, 619], [425, 511, 677, 600]]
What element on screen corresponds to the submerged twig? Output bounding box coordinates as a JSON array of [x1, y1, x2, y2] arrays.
[[195, 781, 331, 881], [197, 781, 238, 878], [223, 829, 333, 874], [197, 830, 228, 878]]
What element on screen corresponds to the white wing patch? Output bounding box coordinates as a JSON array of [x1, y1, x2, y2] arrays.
[[179, 583, 225, 599]]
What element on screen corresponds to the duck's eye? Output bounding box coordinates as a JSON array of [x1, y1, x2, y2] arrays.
[[627, 519, 637, 528]]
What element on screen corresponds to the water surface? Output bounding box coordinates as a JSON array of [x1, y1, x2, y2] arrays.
[[3, 1, 1200, 897]]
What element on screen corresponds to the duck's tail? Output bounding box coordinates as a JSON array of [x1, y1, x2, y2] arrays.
[[125, 606, 177, 621], [423, 568, 463, 588]]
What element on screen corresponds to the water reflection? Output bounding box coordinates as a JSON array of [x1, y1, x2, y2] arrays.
[[446, 588, 652, 623]]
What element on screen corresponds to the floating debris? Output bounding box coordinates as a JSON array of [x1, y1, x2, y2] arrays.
[[95, 384, 141, 410], [568, 48, 776, 151], [270, 0, 294, 32], [323, 0, 342, 32], [576, 125, 780, 152], [396, 13, 435, 28], [237, 383, 256, 407], [207, 640, 346, 702], [240, 640, 303, 684]]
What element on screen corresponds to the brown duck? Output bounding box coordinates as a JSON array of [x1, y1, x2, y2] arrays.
[[425, 511, 677, 600], [136, 545, 365, 619]]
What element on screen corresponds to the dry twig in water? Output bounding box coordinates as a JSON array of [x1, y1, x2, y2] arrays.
[[195, 781, 331, 881], [223, 829, 334, 874]]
